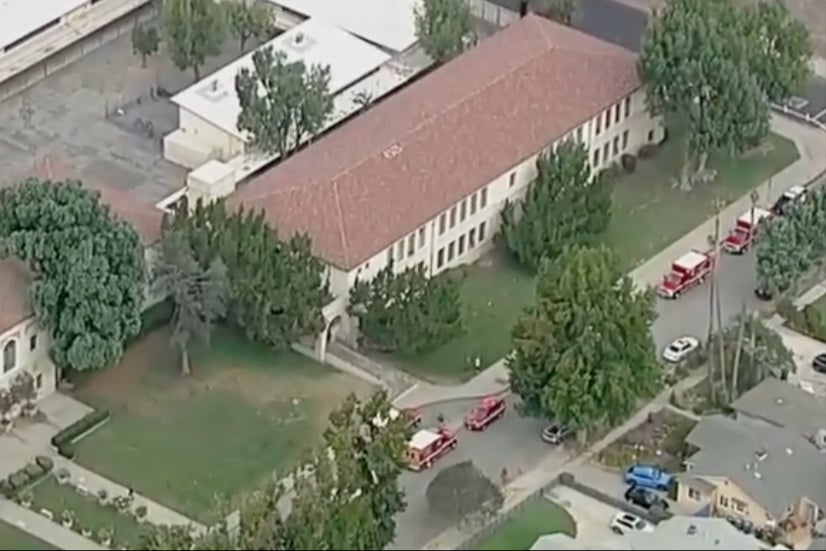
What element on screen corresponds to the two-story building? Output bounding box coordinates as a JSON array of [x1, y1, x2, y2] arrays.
[[220, 13, 663, 357]]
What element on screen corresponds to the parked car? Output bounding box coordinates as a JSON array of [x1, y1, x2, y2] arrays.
[[540, 422, 570, 445], [623, 464, 674, 491], [624, 486, 671, 511], [610, 512, 654, 535], [662, 336, 700, 363], [813, 353, 826, 374], [770, 185, 807, 216]]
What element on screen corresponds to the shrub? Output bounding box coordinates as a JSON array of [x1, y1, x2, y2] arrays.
[[19, 489, 33, 505], [638, 144, 658, 158], [35, 455, 54, 472], [55, 468, 70, 483], [57, 442, 76, 460], [51, 409, 110, 451], [24, 463, 42, 478], [135, 505, 148, 519], [8, 471, 29, 490], [98, 488, 109, 502], [620, 153, 637, 173], [0, 480, 14, 498]]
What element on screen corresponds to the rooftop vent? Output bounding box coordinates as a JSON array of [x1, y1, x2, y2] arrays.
[[756, 449, 768, 461], [383, 144, 402, 159], [294, 31, 305, 44], [199, 79, 229, 102], [687, 524, 698, 535], [288, 30, 316, 53]]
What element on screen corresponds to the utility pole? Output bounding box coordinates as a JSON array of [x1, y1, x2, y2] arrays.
[[730, 303, 747, 402], [706, 198, 723, 401]]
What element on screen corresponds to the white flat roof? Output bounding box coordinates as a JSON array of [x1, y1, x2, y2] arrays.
[[409, 428, 439, 450], [171, 19, 391, 139], [266, 0, 418, 53], [737, 207, 772, 225], [675, 250, 708, 270], [0, 0, 88, 50]]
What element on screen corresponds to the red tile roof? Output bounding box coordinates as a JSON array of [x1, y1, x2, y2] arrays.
[[231, 14, 641, 270]]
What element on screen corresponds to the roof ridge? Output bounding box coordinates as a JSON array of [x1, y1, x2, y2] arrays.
[[331, 181, 352, 266]]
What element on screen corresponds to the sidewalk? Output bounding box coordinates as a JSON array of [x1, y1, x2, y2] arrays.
[[0, 498, 104, 550]]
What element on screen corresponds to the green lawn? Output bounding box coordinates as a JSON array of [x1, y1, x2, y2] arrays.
[[28, 477, 150, 549], [0, 520, 57, 550], [393, 131, 799, 383], [474, 498, 576, 550], [811, 293, 826, 315], [73, 327, 375, 522]]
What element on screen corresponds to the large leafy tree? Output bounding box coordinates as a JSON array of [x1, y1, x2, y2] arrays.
[[235, 47, 333, 158], [500, 140, 611, 272], [348, 264, 464, 354], [169, 200, 329, 349], [638, 0, 810, 190], [508, 245, 661, 436], [0, 179, 146, 372], [152, 230, 228, 375], [161, 0, 227, 81], [414, 0, 474, 64], [131, 22, 161, 68], [225, 0, 275, 52]]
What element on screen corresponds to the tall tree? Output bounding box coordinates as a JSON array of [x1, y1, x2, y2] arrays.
[[414, 0, 474, 64], [638, 0, 810, 190], [348, 264, 464, 354], [508, 246, 661, 437], [161, 0, 227, 81], [500, 140, 611, 272], [235, 47, 333, 158], [540, 0, 576, 25], [426, 461, 503, 525], [152, 230, 228, 375], [225, 0, 275, 52], [131, 22, 161, 68], [0, 179, 146, 372]]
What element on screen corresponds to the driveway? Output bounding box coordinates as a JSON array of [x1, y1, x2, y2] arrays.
[[545, 485, 624, 547]]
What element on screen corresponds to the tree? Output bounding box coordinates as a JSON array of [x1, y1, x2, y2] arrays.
[[508, 246, 661, 437], [638, 0, 810, 190], [131, 22, 161, 68], [225, 0, 275, 52], [425, 461, 503, 525], [414, 0, 474, 64], [235, 47, 333, 157], [161, 0, 227, 81], [500, 140, 611, 272], [539, 0, 576, 25], [0, 179, 146, 372], [152, 230, 228, 375], [169, 200, 329, 350], [348, 264, 464, 354]]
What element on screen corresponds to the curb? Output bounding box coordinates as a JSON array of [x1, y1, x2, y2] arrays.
[[394, 387, 510, 410]]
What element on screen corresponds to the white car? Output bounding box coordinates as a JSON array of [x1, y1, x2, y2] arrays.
[[610, 512, 654, 535], [662, 336, 699, 363]]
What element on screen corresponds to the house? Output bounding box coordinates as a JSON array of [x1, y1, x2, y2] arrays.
[[220, 13, 662, 357], [676, 381, 826, 549]]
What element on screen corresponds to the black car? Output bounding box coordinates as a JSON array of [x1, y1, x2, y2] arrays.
[[813, 353, 826, 374], [624, 486, 670, 511], [540, 423, 570, 445]]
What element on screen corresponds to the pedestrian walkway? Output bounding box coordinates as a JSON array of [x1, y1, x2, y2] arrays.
[[0, 498, 104, 550]]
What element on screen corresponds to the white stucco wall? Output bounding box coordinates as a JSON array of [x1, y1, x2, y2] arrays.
[[171, 108, 247, 164], [0, 319, 55, 399]]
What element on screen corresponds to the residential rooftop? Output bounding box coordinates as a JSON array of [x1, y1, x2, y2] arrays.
[[0, 0, 88, 52], [171, 19, 391, 140], [731, 377, 826, 437], [231, 13, 640, 270]]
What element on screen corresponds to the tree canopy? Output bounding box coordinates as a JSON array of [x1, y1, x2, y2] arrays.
[[638, 0, 810, 189], [426, 460, 503, 525], [0, 179, 146, 372], [348, 264, 464, 354], [235, 46, 333, 158], [225, 0, 275, 52], [161, 0, 227, 80], [500, 140, 611, 272], [414, 0, 474, 64], [539, 0, 576, 25], [508, 245, 661, 435], [131, 22, 160, 68], [168, 200, 329, 350]]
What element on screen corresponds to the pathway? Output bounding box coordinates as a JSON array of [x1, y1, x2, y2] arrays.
[[0, 499, 105, 550]]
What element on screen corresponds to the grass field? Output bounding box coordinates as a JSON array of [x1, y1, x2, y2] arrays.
[[474, 498, 576, 550], [393, 131, 799, 383], [73, 327, 375, 522], [0, 520, 57, 550]]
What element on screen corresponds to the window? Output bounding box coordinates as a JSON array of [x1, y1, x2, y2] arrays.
[[29, 334, 37, 351], [470, 193, 477, 215], [647, 129, 655, 142], [615, 103, 621, 123], [595, 115, 602, 135], [480, 187, 488, 208], [458, 235, 465, 255], [407, 234, 415, 256], [687, 487, 701, 501], [397, 240, 405, 260], [448, 242, 455, 261], [719, 496, 730, 509], [469, 228, 476, 248], [576, 126, 583, 143], [479, 221, 486, 242], [439, 213, 446, 235], [613, 136, 620, 156], [3, 340, 16, 373], [418, 227, 425, 247], [437, 248, 445, 268], [622, 130, 629, 150], [387, 248, 393, 264], [603, 143, 609, 160], [604, 109, 611, 130], [624, 96, 631, 117], [731, 498, 748, 514], [35, 373, 43, 390], [509, 172, 516, 187], [460, 200, 467, 222], [450, 206, 457, 228], [593, 149, 600, 166]]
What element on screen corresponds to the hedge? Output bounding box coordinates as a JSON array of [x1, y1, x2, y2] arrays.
[[50, 409, 111, 458], [0, 458, 54, 498]]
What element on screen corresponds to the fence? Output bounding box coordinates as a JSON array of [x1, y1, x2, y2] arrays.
[[770, 102, 826, 132], [464, 0, 521, 27]]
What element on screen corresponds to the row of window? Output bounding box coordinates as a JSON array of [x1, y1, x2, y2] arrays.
[[593, 129, 630, 168], [438, 187, 488, 236], [435, 221, 487, 270], [2, 334, 38, 374], [595, 97, 632, 136], [685, 487, 749, 516]]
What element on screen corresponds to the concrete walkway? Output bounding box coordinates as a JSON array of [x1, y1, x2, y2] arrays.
[[0, 498, 104, 550]]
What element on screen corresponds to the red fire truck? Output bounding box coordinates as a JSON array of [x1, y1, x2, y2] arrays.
[[406, 427, 458, 471], [722, 207, 773, 254], [658, 249, 714, 299], [463, 395, 506, 431]]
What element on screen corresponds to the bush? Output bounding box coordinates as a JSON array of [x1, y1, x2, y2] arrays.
[[8, 471, 28, 490], [55, 468, 70, 483], [24, 463, 42, 478], [620, 153, 637, 173], [134, 298, 173, 341], [51, 409, 111, 450], [0, 480, 14, 498], [98, 488, 109, 502], [35, 455, 54, 472], [135, 505, 148, 519], [57, 442, 76, 460], [638, 144, 658, 158]]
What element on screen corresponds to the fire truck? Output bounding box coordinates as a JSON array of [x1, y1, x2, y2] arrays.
[[406, 427, 458, 471], [722, 207, 773, 254], [658, 249, 714, 299], [463, 395, 506, 431]]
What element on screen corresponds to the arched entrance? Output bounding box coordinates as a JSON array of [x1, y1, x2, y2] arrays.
[[326, 315, 342, 345]]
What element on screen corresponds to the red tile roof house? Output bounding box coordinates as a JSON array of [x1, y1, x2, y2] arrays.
[[208, 14, 661, 359], [0, 183, 163, 399]]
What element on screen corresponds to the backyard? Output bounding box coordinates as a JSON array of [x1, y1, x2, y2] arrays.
[[71, 327, 375, 522], [0, 520, 57, 550], [393, 130, 799, 383], [474, 498, 576, 550]]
